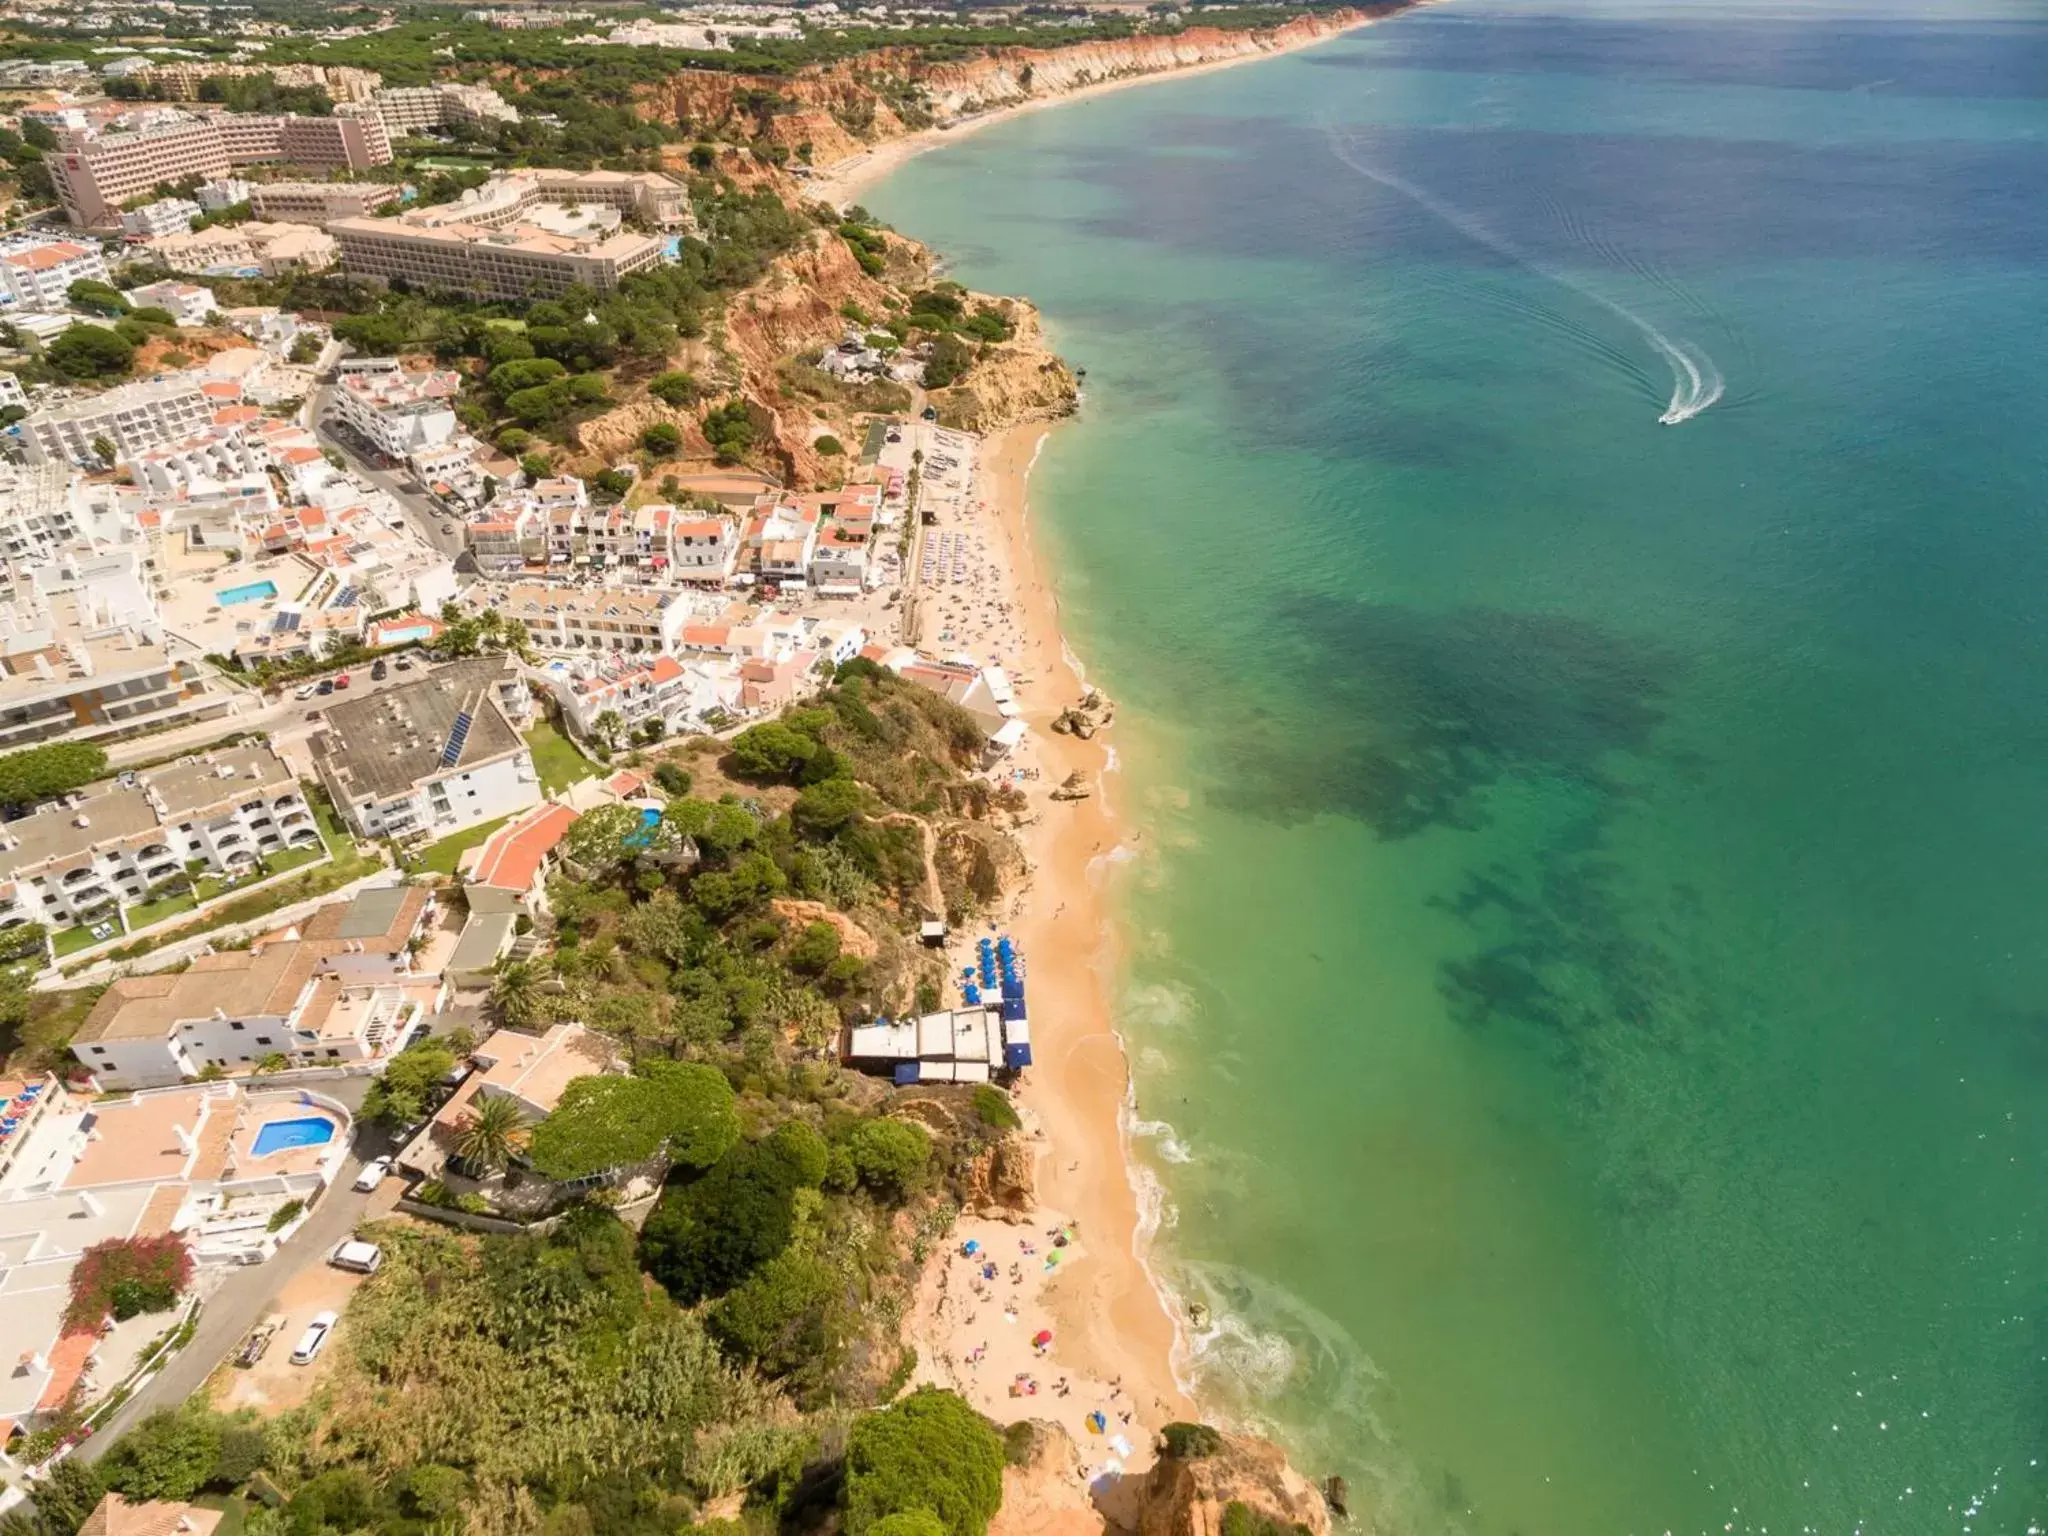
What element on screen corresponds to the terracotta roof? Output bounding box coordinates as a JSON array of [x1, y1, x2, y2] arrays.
[[4, 242, 92, 271], [79, 1494, 223, 1536], [465, 802, 576, 893]]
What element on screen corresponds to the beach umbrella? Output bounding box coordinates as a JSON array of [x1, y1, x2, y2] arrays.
[[963, 1240, 980, 1256], [1032, 1329, 1053, 1348], [1087, 1412, 1106, 1435]]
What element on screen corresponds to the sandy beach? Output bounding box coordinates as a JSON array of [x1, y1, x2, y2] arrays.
[[904, 421, 1193, 1484], [808, 13, 1382, 208]]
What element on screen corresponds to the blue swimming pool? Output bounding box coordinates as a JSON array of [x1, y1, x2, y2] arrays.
[[251, 1115, 336, 1157], [622, 806, 662, 850], [217, 580, 278, 607]]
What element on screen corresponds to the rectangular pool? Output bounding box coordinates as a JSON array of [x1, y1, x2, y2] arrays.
[[217, 581, 278, 607]]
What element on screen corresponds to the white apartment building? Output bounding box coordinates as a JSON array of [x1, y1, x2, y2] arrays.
[[371, 82, 520, 134], [67, 934, 429, 1086], [490, 581, 694, 654], [128, 278, 220, 327], [330, 360, 460, 459], [550, 651, 717, 740], [118, 197, 200, 238], [0, 571, 222, 753], [0, 744, 319, 937], [21, 376, 213, 467], [130, 425, 274, 501], [0, 372, 24, 410], [313, 657, 539, 843], [0, 241, 109, 311], [196, 177, 256, 211]]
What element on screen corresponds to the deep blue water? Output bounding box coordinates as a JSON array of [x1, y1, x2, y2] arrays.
[[871, 5, 2048, 1532]]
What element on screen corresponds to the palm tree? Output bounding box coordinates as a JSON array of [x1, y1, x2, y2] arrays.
[[456, 1093, 528, 1176], [592, 710, 625, 752], [489, 957, 551, 1028]]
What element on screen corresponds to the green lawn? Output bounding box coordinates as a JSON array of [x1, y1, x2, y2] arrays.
[[417, 814, 512, 877], [125, 890, 197, 931], [51, 925, 101, 958], [525, 719, 598, 794]]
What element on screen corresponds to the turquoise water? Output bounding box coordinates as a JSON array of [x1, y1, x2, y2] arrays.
[[867, 6, 2048, 1534], [216, 580, 278, 606], [251, 1115, 336, 1157]]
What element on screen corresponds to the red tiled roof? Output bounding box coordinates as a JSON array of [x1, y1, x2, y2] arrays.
[[466, 802, 577, 893]]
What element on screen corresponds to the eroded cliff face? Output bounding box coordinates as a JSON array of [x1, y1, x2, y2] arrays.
[[927, 300, 1079, 433], [641, 8, 1385, 167], [1132, 1432, 1339, 1536]]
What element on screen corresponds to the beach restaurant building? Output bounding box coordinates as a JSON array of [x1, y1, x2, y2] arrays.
[[842, 1006, 1032, 1086]]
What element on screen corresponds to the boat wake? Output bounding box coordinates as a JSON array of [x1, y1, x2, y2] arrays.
[[1323, 126, 1724, 426]]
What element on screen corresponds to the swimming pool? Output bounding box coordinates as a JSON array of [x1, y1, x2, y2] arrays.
[[250, 1115, 336, 1158], [217, 581, 278, 607], [622, 807, 663, 849]]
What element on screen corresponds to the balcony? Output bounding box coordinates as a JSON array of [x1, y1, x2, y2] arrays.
[[62, 867, 102, 887]]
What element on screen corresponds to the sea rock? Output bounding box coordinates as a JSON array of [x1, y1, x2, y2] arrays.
[[1050, 771, 1093, 802], [1131, 1427, 1336, 1536]]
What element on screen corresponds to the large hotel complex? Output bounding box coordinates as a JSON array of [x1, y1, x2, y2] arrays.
[[329, 170, 686, 300], [48, 110, 394, 228]]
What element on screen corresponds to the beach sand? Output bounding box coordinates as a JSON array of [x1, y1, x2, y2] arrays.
[[904, 422, 1192, 1483]]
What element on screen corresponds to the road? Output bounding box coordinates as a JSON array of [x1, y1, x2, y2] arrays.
[[77, 1079, 398, 1457], [306, 371, 469, 563]]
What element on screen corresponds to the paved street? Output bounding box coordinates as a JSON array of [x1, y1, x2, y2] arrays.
[[307, 376, 469, 562], [76, 1079, 402, 1456]]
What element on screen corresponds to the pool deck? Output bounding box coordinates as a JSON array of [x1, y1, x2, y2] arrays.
[[231, 1101, 342, 1180]]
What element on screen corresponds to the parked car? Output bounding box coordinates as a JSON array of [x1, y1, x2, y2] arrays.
[[294, 684, 319, 700], [330, 1238, 382, 1274], [291, 1311, 339, 1365], [352, 1157, 391, 1193], [316, 679, 334, 696], [371, 660, 387, 681], [395, 657, 413, 671], [333, 673, 351, 689]]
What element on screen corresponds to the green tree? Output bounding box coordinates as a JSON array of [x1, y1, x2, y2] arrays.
[[641, 422, 681, 456], [520, 451, 554, 480], [0, 741, 107, 808], [786, 921, 841, 976], [843, 1390, 1003, 1536], [525, 1062, 737, 1181], [728, 721, 840, 786], [360, 1039, 455, 1125], [791, 777, 863, 838], [455, 1091, 530, 1176], [814, 434, 845, 456], [100, 1408, 222, 1502], [591, 708, 626, 751], [653, 762, 692, 796], [561, 801, 642, 875], [639, 1124, 821, 1304], [489, 958, 553, 1028], [648, 370, 699, 407], [846, 1119, 930, 1202], [868, 1515, 948, 1536], [12, 1456, 104, 1536], [47, 325, 134, 381], [66, 279, 130, 316]]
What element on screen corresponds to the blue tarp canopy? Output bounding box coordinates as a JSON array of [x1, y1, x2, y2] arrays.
[[1004, 1043, 1033, 1070], [1000, 977, 1025, 1002], [892, 1062, 921, 1086], [1000, 996, 1027, 1023]]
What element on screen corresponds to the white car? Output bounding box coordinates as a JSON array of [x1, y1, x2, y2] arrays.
[[329, 1238, 382, 1274], [351, 1157, 391, 1193], [295, 684, 319, 700], [290, 1310, 338, 1365]]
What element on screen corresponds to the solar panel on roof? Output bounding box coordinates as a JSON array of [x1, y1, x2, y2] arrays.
[[440, 710, 473, 768], [273, 612, 301, 631]]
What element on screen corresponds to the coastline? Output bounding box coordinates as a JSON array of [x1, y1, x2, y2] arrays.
[[904, 420, 1194, 1480], [808, 9, 1387, 207], [866, 9, 1406, 1497]]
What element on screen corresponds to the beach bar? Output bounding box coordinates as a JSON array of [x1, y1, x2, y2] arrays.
[[844, 1005, 1031, 1084]]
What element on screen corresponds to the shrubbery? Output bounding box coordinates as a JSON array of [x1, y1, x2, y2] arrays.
[[844, 1389, 1004, 1536], [65, 1234, 191, 1330]]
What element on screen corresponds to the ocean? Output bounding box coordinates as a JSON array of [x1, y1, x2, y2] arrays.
[[864, 5, 2048, 1533]]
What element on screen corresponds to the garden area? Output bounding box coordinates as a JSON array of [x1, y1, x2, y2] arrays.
[[524, 717, 598, 794], [414, 813, 514, 878]]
